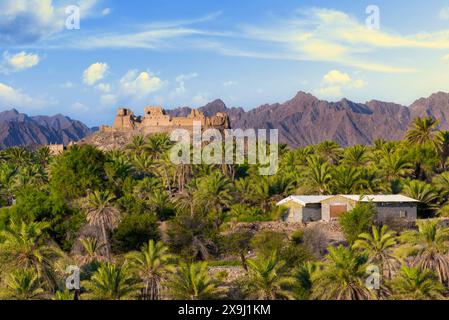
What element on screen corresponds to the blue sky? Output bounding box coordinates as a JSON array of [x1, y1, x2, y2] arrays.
[[1, 0, 449, 126]]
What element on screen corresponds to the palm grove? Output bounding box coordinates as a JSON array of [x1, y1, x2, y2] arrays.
[[0, 116, 449, 299]]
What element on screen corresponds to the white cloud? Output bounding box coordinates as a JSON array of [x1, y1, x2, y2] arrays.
[[119, 70, 163, 97], [83, 62, 109, 86], [316, 70, 366, 98], [0, 82, 55, 110], [96, 83, 111, 93], [170, 72, 198, 97], [100, 94, 118, 106], [60, 81, 75, 89], [192, 93, 210, 106], [323, 70, 352, 85], [1, 51, 40, 73], [223, 80, 238, 87], [440, 7, 449, 20], [0, 0, 101, 44], [102, 8, 112, 16], [71, 102, 89, 113]]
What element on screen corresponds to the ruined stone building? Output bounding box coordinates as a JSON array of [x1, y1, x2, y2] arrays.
[[99, 106, 230, 134]]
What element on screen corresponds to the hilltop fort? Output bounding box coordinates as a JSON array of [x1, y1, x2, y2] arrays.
[[99, 106, 230, 134]]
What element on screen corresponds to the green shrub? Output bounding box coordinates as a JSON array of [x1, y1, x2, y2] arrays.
[[339, 202, 376, 244], [111, 213, 159, 253]]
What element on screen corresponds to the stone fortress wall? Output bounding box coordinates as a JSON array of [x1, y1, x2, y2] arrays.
[[99, 106, 230, 134]]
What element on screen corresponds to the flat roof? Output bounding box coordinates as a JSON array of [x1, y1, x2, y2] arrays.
[[277, 194, 419, 206], [277, 195, 332, 206]]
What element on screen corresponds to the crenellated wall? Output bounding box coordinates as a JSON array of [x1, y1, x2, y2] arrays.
[[100, 106, 230, 133]]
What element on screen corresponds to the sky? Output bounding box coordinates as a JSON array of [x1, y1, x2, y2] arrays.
[[1, 0, 449, 126]]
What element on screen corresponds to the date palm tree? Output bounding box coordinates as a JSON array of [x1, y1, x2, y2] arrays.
[[342, 145, 369, 167], [379, 152, 411, 182], [85, 190, 121, 259], [406, 117, 438, 146], [0, 269, 44, 300], [166, 262, 218, 300], [76, 237, 107, 266], [305, 156, 331, 194], [353, 225, 400, 279], [0, 220, 62, 291], [435, 130, 449, 169], [403, 180, 439, 207], [292, 261, 319, 300], [390, 266, 445, 300], [82, 262, 140, 300], [126, 240, 175, 300], [311, 245, 374, 300], [400, 220, 449, 284], [331, 166, 363, 194], [246, 253, 295, 300], [315, 140, 342, 164], [195, 171, 233, 227]]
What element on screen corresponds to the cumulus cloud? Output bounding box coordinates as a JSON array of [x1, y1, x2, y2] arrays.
[[119, 70, 162, 97], [96, 83, 111, 93], [0, 82, 55, 110], [316, 70, 366, 98], [0, 0, 100, 44], [83, 62, 109, 86], [102, 8, 112, 16], [192, 93, 210, 106], [170, 72, 198, 97], [0, 51, 40, 74]]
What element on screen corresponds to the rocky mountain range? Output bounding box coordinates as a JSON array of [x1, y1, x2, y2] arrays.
[[0, 109, 92, 149], [3, 91, 449, 149], [170, 91, 449, 147]]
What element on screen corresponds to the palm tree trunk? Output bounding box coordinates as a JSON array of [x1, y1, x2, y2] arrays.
[[101, 223, 111, 259]]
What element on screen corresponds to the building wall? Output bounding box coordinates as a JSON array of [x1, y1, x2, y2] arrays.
[[283, 207, 303, 223], [375, 203, 417, 223]]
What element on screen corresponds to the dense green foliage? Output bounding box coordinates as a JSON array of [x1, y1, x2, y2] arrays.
[[0, 117, 449, 299]]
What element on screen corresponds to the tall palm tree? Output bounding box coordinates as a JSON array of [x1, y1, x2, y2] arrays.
[[305, 156, 331, 194], [403, 180, 439, 207], [82, 262, 139, 300], [85, 190, 121, 259], [390, 266, 444, 300], [331, 166, 363, 194], [343, 145, 369, 167], [435, 130, 449, 169], [145, 133, 172, 160], [167, 262, 218, 300], [195, 171, 233, 227], [433, 172, 449, 197], [0, 220, 62, 291], [379, 152, 411, 182], [292, 262, 319, 300], [406, 117, 438, 146], [400, 220, 449, 284], [76, 237, 107, 266], [353, 225, 399, 279], [315, 140, 342, 164], [126, 135, 146, 155], [311, 245, 374, 300], [246, 253, 294, 300], [0, 269, 44, 300], [126, 240, 174, 300]]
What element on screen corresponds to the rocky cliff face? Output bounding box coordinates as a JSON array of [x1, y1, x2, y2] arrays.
[[0, 109, 92, 149], [169, 92, 449, 148]]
